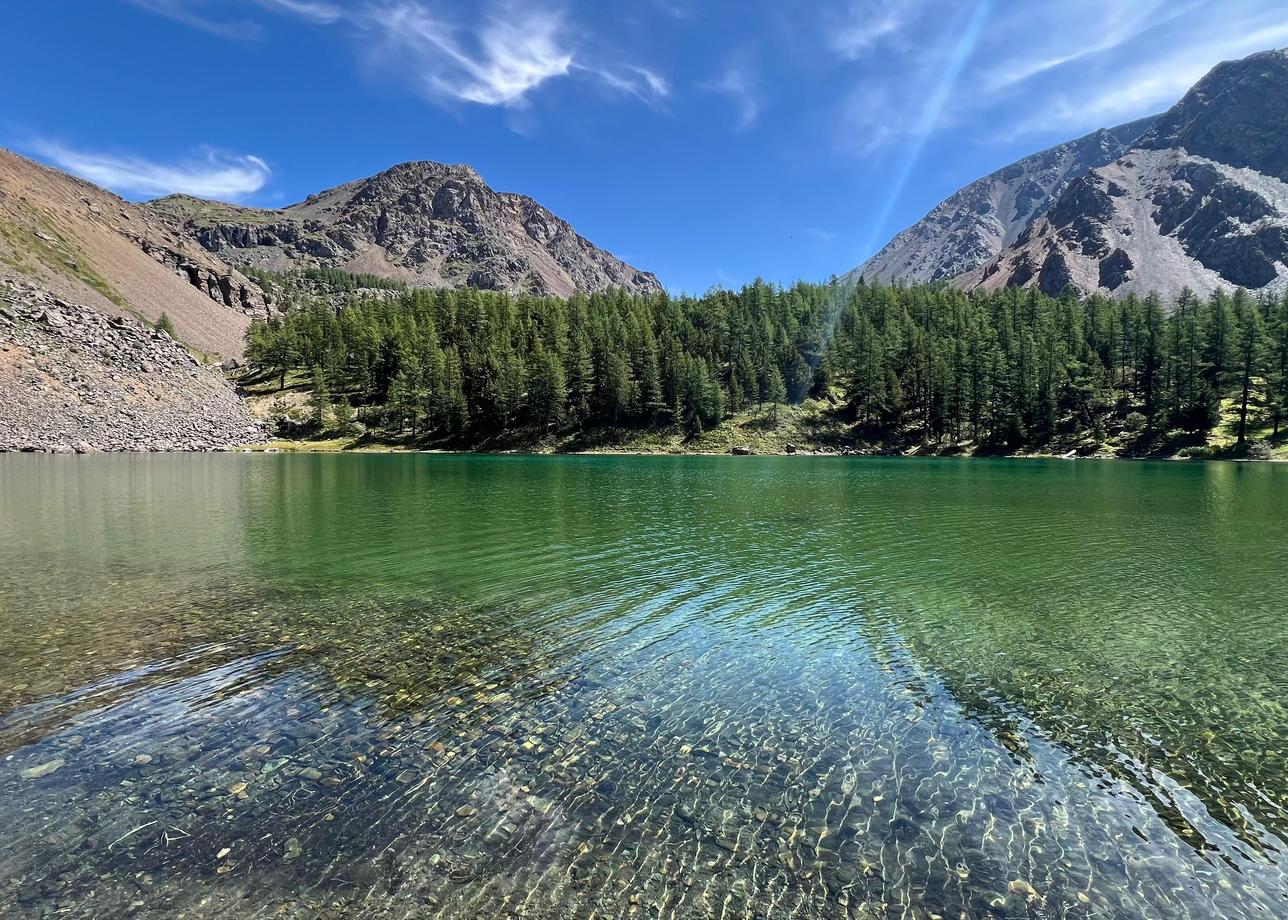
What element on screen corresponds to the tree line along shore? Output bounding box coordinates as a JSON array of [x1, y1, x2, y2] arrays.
[[239, 272, 1288, 460]]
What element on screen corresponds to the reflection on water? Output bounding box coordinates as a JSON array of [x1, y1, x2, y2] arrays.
[[0, 454, 1285, 918]]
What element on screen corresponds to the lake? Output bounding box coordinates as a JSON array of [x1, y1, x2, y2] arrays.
[[0, 454, 1285, 919]]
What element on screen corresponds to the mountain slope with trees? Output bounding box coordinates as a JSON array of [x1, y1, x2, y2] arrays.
[[243, 274, 1288, 459]]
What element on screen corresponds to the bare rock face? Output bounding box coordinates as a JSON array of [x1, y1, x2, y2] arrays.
[[147, 161, 663, 298], [1135, 49, 1288, 182], [845, 116, 1157, 285], [0, 274, 263, 452], [960, 49, 1288, 300]]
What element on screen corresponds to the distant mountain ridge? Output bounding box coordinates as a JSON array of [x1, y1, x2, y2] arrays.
[[846, 116, 1159, 285], [962, 49, 1288, 300], [147, 161, 662, 299]]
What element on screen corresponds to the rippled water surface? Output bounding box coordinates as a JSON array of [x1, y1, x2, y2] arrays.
[[0, 454, 1285, 919]]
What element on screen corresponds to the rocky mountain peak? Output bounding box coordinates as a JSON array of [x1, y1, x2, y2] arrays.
[[1135, 48, 1288, 181], [149, 160, 661, 299], [289, 160, 486, 215], [958, 48, 1288, 301]]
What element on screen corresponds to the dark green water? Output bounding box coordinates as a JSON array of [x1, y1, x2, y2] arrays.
[[0, 454, 1285, 919]]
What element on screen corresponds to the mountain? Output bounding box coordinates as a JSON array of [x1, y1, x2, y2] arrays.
[[0, 147, 265, 451], [147, 161, 663, 299], [961, 49, 1288, 300], [0, 148, 267, 359], [845, 116, 1158, 285]]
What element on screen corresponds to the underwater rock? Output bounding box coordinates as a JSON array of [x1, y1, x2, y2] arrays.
[[1008, 879, 1041, 903], [20, 759, 65, 780]]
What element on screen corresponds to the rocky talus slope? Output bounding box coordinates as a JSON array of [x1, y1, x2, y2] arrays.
[[148, 161, 662, 298], [961, 49, 1288, 299], [0, 275, 262, 452], [846, 117, 1157, 285]]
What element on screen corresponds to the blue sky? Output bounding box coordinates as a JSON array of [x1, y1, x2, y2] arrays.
[[5, 1, 1288, 293]]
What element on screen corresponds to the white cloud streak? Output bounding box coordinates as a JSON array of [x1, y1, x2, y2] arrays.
[[829, 0, 1288, 152], [250, 0, 346, 24], [123, 0, 669, 111], [828, 0, 923, 59], [124, 0, 262, 39], [360, 2, 573, 106], [586, 63, 671, 106], [358, 2, 670, 109], [1010, 17, 1288, 137], [32, 142, 271, 200], [706, 66, 760, 130], [979, 0, 1191, 93]]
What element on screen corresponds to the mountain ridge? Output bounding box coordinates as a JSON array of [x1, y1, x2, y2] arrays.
[[960, 49, 1288, 299], [845, 115, 1159, 286], [147, 160, 663, 299]]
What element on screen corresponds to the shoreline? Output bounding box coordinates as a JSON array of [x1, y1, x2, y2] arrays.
[[6, 441, 1284, 462], [233, 443, 1286, 462]]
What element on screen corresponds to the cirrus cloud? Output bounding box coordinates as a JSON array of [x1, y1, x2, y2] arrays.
[[30, 141, 271, 200], [359, 2, 574, 106], [121, 0, 670, 112]]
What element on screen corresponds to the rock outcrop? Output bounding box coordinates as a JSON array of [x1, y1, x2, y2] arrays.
[[0, 147, 269, 359], [147, 161, 663, 298], [845, 117, 1157, 285], [960, 49, 1288, 300], [0, 274, 262, 452]]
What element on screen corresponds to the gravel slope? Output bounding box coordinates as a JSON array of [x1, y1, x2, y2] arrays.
[[0, 274, 262, 452]]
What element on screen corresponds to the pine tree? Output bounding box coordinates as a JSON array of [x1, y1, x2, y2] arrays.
[[310, 365, 330, 431], [764, 366, 787, 427], [1235, 302, 1266, 445], [529, 346, 567, 430], [333, 398, 355, 434]]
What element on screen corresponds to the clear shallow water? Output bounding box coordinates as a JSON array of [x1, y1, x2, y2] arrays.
[[0, 454, 1285, 919]]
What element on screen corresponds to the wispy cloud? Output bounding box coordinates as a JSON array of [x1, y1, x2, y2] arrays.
[[249, 0, 345, 24], [359, 2, 573, 106], [123, 0, 669, 112], [31, 142, 271, 200], [580, 63, 670, 106], [358, 1, 670, 109], [705, 65, 760, 130], [827, 0, 1288, 152], [828, 0, 931, 59], [1002, 17, 1288, 139], [123, 0, 262, 39], [979, 0, 1189, 93], [830, 0, 974, 155]]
